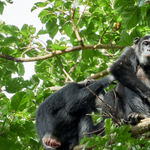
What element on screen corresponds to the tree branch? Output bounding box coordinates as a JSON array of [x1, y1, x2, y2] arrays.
[[76, 0, 90, 26], [91, 68, 110, 79], [130, 118, 150, 137], [71, 8, 84, 49], [0, 44, 124, 62]]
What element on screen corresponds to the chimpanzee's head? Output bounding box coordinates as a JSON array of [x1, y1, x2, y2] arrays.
[[134, 35, 150, 66]]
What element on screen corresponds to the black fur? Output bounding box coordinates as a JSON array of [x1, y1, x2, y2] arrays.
[[102, 35, 150, 125], [36, 76, 115, 150]]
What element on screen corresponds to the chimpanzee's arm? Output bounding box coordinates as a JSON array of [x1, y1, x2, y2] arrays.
[[110, 47, 150, 101], [65, 75, 115, 112]]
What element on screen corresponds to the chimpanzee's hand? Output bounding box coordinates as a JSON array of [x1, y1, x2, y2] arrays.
[[108, 75, 116, 84]]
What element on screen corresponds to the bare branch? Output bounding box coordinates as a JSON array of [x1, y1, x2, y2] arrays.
[[0, 44, 124, 62], [21, 47, 33, 58], [49, 86, 63, 91], [71, 8, 84, 49], [69, 58, 81, 74], [130, 118, 150, 137], [65, 58, 82, 82], [91, 68, 110, 79]]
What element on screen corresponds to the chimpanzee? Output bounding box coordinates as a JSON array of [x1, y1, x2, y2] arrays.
[[36, 76, 115, 150], [102, 35, 150, 125]]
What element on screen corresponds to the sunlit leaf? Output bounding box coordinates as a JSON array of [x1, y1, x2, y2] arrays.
[[121, 6, 141, 30], [46, 18, 59, 39], [114, 0, 135, 12], [0, 2, 4, 15], [11, 92, 31, 111]]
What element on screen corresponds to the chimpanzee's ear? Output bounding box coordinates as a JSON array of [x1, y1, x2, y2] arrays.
[[134, 37, 140, 45]]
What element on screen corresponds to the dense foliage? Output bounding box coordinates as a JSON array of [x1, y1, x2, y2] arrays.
[[0, 0, 150, 149]]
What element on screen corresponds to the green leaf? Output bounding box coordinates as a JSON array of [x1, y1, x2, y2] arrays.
[[64, 1, 71, 9], [51, 44, 66, 50], [82, 50, 93, 63], [37, 29, 48, 35], [38, 8, 52, 23], [0, 34, 4, 40], [0, 136, 21, 150], [69, 51, 80, 62], [46, 18, 58, 39], [5, 62, 18, 74], [35, 61, 47, 72], [2, 47, 14, 55], [11, 92, 31, 111], [114, 145, 128, 150], [10, 123, 26, 137], [23, 121, 37, 137], [0, 2, 4, 15], [6, 0, 13, 4], [21, 24, 28, 30], [104, 118, 112, 135], [2, 25, 20, 35], [2, 37, 18, 46], [117, 30, 132, 46], [2, 25, 12, 34], [6, 77, 25, 93], [130, 28, 143, 39], [0, 96, 9, 114], [121, 6, 141, 30], [0, 70, 11, 86], [30, 75, 40, 89], [114, 0, 134, 12], [17, 63, 25, 76], [46, 40, 53, 48], [43, 80, 55, 87], [63, 22, 73, 37], [31, 2, 48, 12], [146, 9, 150, 27]]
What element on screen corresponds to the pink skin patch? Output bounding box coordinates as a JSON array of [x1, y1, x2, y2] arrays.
[[43, 138, 61, 149]]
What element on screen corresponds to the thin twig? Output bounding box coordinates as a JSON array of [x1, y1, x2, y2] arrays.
[[56, 56, 74, 82], [33, 36, 47, 47], [71, 8, 84, 49], [84, 127, 105, 135], [86, 87, 121, 123], [76, 0, 90, 26], [112, 89, 118, 113], [21, 47, 33, 57], [56, 7, 71, 17], [104, 49, 115, 60], [99, 17, 114, 44], [69, 58, 81, 74]]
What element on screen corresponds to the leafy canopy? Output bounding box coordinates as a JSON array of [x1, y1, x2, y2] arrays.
[[0, 0, 150, 149]]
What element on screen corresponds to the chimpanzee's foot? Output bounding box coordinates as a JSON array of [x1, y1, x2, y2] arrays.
[[128, 112, 147, 125]]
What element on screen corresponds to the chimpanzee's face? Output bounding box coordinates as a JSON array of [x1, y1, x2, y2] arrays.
[[135, 36, 150, 66]]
